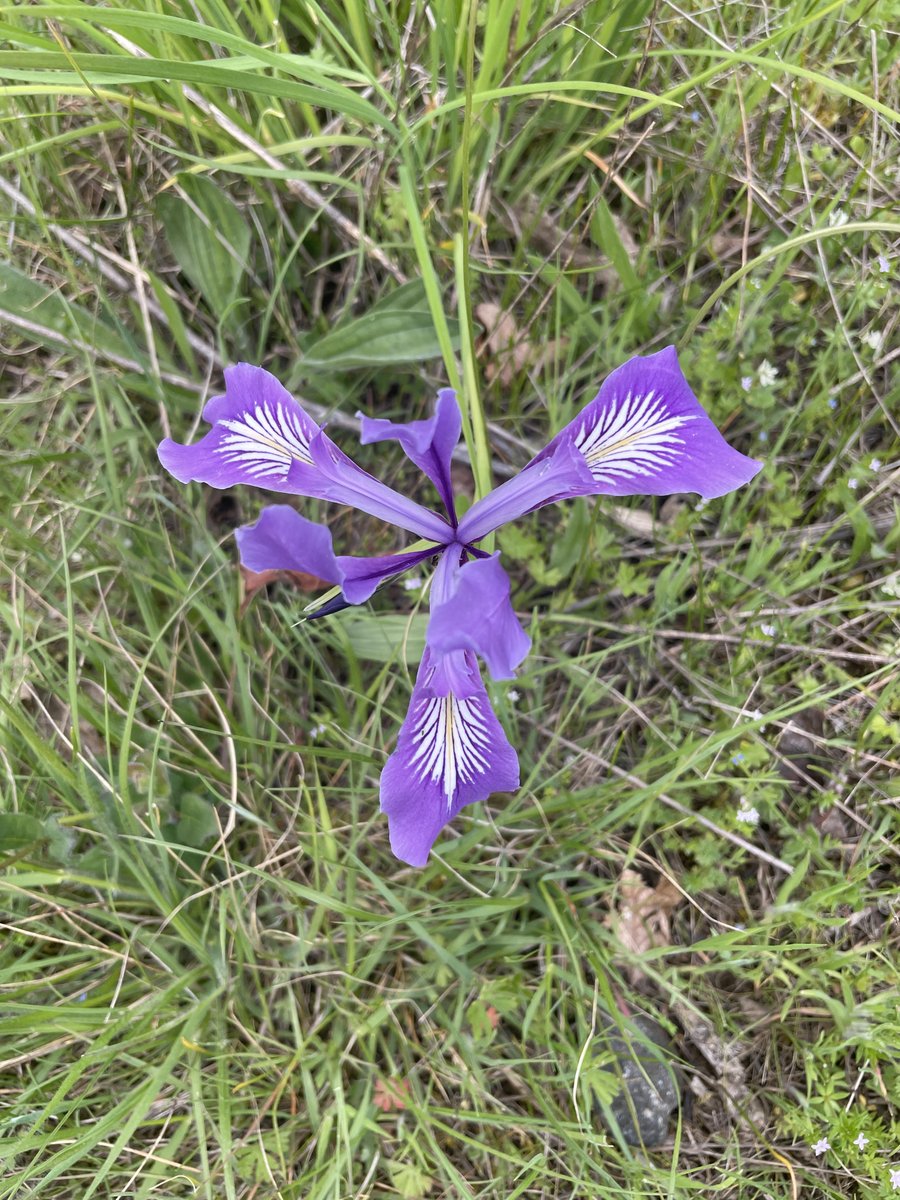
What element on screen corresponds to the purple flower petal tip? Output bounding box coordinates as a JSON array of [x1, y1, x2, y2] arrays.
[[235, 506, 439, 606], [380, 651, 519, 866], [158, 364, 320, 491]]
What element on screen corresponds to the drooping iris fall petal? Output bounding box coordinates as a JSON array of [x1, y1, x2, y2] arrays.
[[380, 648, 519, 867], [159, 364, 451, 542], [457, 347, 761, 543], [532, 346, 762, 499]]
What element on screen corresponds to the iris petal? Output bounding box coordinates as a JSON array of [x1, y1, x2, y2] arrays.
[[380, 649, 519, 867], [158, 364, 452, 542], [534, 346, 762, 499], [235, 505, 435, 604], [456, 438, 594, 544], [235, 505, 342, 583], [359, 388, 461, 523], [456, 347, 761, 543], [427, 553, 530, 680]]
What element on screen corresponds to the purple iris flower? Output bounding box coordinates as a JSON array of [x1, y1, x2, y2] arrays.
[[158, 347, 761, 866]]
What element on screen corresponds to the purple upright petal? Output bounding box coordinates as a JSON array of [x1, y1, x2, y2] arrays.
[[456, 439, 594, 544], [359, 388, 461, 523], [427, 554, 530, 680], [236, 505, 436, 604], [235, 505, 342, 582], [380, 648, 519, 866], [533, 346, 762, 499], [159, 364, 452, 543]]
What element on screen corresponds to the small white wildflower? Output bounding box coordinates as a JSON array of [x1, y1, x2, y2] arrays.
[[694, 497, 709, 513], [861, 329, 884, 352], [71, 550, 83, 565], [402, 575, 423, 592], [741, 375, 753, 393], [736, 801, 760, 827], [758, 430, 768, 442], [827, 397, 838, 410], [731, 752, 745, 765], [758, 359, 778, 387], [827, 208, 849, 228], [811, 1137, 831, 1156], [853, 1133, 869, 1150], [889, 1167, 900, 1189], [759, 623, 776, 637], [309, 723, 327, 739], [882, 573, 900, 598], [848, 478, 859, 490], [869, 458, 881, 471], [507, 689, 520, 704], [877, 254, 890, 273]]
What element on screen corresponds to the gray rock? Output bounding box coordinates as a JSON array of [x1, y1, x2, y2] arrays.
[[598, 1014, 681, 1147]]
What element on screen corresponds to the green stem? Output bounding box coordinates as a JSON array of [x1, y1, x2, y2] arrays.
[[458, 0, 493, 509]]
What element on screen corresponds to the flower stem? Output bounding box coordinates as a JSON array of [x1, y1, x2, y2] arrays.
[[457, 0, 493, 516]]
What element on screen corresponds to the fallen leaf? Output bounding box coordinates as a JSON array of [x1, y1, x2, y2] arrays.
[[475, 301, 567, 386], [373, 1076, 410, 1113], [606, 869, 684, 965], [239, 565, 328, 615]]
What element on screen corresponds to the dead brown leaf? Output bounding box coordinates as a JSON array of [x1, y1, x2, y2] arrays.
[[475, 301, 567, 386], [239, 565, 328, 616], [606, 869, 684, 965]]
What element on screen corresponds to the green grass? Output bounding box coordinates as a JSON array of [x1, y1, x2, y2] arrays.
[[1, 1, 898, 1196]]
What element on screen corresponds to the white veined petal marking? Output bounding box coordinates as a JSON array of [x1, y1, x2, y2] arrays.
[[408, 694, 491, 807], [218, 403, 313, 479], [574, 389, 696, 484]]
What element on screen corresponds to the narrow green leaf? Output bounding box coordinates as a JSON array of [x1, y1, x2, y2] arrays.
[[590, 193, 640, 292]]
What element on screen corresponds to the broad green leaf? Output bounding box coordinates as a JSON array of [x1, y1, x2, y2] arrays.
[[157, 174, 250, 314], [302, 307, 461, 369], [366, 278, 429, 314], [344, 614, 427, 664], [0, 813, 47, 852]]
